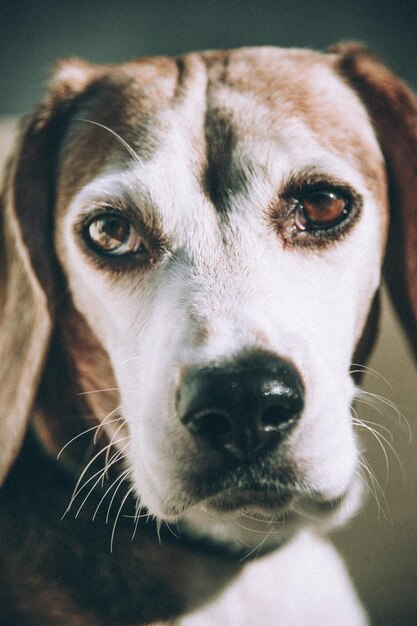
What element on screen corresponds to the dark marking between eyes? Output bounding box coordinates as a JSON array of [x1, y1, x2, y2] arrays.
[[203, 111, 255, 214]]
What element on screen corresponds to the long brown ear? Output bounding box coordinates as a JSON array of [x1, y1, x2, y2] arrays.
[[0, 60, 97, 484], [332, 43, 417, 361]]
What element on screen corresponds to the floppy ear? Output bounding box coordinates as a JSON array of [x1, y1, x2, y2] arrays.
[[0, 60, 97, 484], [332, 43, 417, 361]]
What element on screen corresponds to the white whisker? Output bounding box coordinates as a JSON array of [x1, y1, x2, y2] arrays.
[[106, 468, 133, 524], [92, 461, 130, 521], [350, 363, 392, 387], [356, 454, 392, 522], [121, 355, 141, 366], [65, 437, 130, 516], [237, 520, 279, 561], [111, 484, 136, 553], [58, 423, 102, 459], [75, 119, 143, 166], [77, 387, 120, 396], [130, 500, 147, 540], [356, 389, 411, 440]]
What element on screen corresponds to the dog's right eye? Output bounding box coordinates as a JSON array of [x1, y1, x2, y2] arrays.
[[84, 214, 145, 256]]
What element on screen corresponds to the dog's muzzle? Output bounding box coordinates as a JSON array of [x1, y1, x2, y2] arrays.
[[177, 352, 304, 462]]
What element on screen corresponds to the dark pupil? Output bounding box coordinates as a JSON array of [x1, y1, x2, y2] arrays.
[[99, 217, 129, 242], [302, 191, 346, 225]]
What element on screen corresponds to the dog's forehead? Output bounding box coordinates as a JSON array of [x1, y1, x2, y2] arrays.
[[57, 47, 385, 211]]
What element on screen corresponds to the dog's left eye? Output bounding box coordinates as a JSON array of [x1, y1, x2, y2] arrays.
[[294, 190, 350, 231], [85, 214, 145, 256]]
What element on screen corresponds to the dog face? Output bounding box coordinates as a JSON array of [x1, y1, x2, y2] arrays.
[[1, 44, 416, 552]]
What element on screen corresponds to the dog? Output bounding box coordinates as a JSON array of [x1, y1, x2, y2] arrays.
[[0, 42, 416, 625]]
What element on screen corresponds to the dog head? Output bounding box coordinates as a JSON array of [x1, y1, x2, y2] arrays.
[[1, 44, 416, 552]]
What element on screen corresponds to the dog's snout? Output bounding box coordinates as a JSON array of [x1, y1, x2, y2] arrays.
[[177, 354, 304, 461]]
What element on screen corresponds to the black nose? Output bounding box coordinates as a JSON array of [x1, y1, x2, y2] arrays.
[[177, 353, 304, 461]]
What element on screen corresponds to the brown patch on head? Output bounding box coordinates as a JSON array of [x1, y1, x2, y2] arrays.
[[56, 57, 182, 210], [203, 47, 387, 204]]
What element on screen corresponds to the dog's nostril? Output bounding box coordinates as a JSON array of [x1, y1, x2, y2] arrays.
[[185, 410, 233, 444], [177, 352, 304, 460], [259, 403, 299, 432]]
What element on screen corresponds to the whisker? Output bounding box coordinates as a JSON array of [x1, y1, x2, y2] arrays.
[[94, 417, 124, 446], [65, 437, 130, 515], [58, 423, 102, 459], [75, 119, 143, 166], [358, 467, 388, 522], [111, 484, 136, 553], [58, 405, 124, 458], [352, 417, 391, 484], [357, 454, 392, 522], [352, 415, 394, 440], [93, 404, 125, 443], [234, 521, 283, 535], [77, 387, 120, 396], [63, 445, 113, 516], [73, 462, 116, 517], [93, 460, 130, 521], [350, 363, 392, 387], [237, 521, 278, 561], [105, 421, 128, 470], [121, 355, 141, 366], [156, 518, 163, 545], [353, 416, 405, 481], [356, 389, 411, 440], [75, 467, 116, 519], [163, 520, 180, 540], [106, 468, 133, 524], [354, 396, 385, 417], [131, 501, 147, 540]]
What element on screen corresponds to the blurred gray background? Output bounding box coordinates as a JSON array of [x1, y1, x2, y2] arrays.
[[1, 0, 417, 114], [1, 1, 417, 624]]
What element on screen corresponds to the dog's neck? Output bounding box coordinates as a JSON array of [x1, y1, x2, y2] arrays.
[[0, 427, 244, 624]]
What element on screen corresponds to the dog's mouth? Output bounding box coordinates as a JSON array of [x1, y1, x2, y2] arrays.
[[205, 486, 295, 514], [173, 467, 359, 559], [195, 481, 350, 523], [170, 458, 358, 526]]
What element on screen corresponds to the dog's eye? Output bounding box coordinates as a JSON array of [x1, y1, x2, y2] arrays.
[[294, 190, 350, 231], [86, 214, 144, 256]]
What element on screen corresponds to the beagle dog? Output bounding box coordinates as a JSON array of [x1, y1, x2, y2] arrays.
[[0, 42, 416, 625]]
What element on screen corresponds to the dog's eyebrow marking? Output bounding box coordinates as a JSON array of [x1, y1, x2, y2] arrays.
[[200, 54, 254, 214], [203, 111, 256, 213]]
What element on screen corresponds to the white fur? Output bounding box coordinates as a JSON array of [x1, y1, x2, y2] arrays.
[[179, 531, 367, 625]]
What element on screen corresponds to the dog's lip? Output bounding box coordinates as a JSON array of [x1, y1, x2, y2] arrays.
[[204, 487, 295, 514], [185, 460, 297, 496], [172, 460, 301, 517], [169, 460, 358, 521]]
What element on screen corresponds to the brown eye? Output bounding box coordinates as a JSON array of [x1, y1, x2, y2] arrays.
[[294, 190, 350, 231], [86, 214, 144, 256]]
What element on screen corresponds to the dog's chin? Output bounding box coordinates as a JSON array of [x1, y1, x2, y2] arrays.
[[175, 478, 363, 556]]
